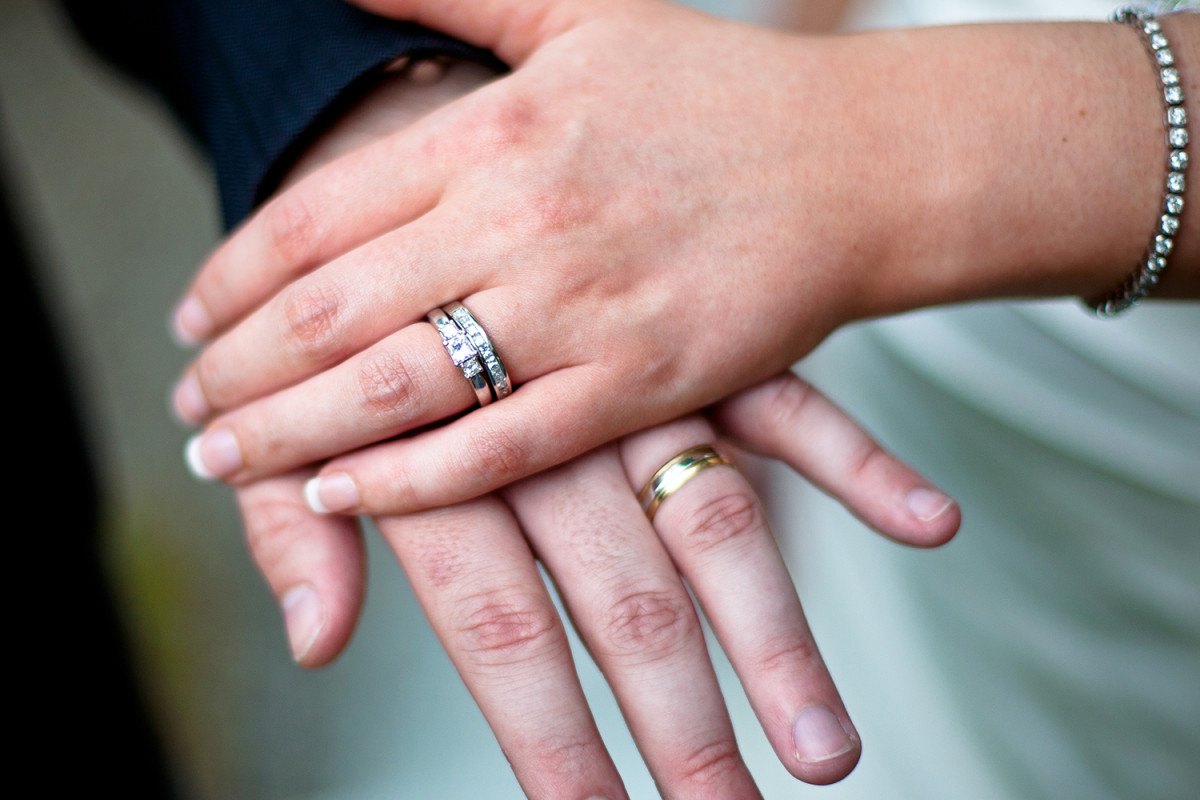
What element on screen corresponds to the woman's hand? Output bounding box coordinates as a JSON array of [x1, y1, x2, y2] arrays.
[[172, 0, 903, 513], [240, 371, 958, 795], [174, 0, 1199, 514]]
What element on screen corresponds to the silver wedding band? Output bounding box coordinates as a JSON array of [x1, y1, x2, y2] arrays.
[[428, 301, 511, 407]]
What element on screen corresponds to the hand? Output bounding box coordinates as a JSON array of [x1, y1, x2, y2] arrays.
[[191, 36, 959, 794], [241, 371, 958, 796], [173, 0, 1200, 519], [171, 0, 888, 514]]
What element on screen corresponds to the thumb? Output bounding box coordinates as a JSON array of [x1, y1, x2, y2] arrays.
[[348, 0, 601, 65]]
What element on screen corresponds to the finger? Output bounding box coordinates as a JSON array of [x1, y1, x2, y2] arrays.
[[351, 0, 592, 66], [375, 500, 626, 800], [302, 365, 617, 515], [176, 207, 490, 421], [182, 289, 562, 485], [169, 100, 463, 348], [713, 372, 960, 547], [235, 474, 365, 667], [620, 418, 861, 785], [505, 448, 762, 798]]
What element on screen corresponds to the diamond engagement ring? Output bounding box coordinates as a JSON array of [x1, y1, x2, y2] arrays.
[[445, 301, 511, 400], [427, 301, 511, 407], [638, 446, 734, 522], [428, 306, 493, 407]]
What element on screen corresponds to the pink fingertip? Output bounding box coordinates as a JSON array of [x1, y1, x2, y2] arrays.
[[171, 296, 213, 346], [171, 374, 210, 426]]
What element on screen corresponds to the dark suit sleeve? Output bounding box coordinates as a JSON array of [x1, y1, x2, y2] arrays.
[[61, 0, 504, 228]]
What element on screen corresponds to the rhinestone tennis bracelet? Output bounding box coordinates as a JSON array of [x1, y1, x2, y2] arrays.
[[1090, 6, 1191, 316]]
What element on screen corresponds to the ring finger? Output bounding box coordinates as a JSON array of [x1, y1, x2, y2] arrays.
[[505, 445, 762, 798], [175, 205, 493, 422], [619, 418, 861, 785], [183, 288, 558, 484]]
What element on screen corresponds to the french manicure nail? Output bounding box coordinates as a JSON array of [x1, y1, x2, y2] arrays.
[[304, 473, 360, 514], [171, 374, 210, 426], [184, 429, 242, 480], [281, 584, 325, 663], [171, 295, 213, 346], [905, 487, 954, 522]]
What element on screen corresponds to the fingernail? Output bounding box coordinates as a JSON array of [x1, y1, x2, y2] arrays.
[[793, 705, 856, 764], [171, 374, 210, 426], [184, 429, 242, 480], [905, 487, 954, 522], [281, 584, 325, 663], [171, 296, 212, 346], [304, 473, 360, 514]]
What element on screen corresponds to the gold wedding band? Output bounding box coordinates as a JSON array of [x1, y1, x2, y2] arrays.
[[638, 445, 734, 522]]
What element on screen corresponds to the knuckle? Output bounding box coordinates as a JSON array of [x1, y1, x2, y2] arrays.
[[264, 189, 325, 267], [754, 632, 819, 677], [766, 373, 816, 431], [674, 737, 746, 788], [464, 426, 534, 488], [453, 587, 564, 668], [851, 442, 888, 481], [531, 733, 609, 785], [356, 349, 419, 418], [282, 279, 346, 361], [472, 91, 540, 152], [597, 587, 697, 663], [677, 490, 764, 555]]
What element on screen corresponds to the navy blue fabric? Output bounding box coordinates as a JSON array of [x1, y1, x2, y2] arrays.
[[63, 0, 503, 227]]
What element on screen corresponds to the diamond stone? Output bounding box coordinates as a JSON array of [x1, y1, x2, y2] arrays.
[[1162, 214, 1180, 235], [1143, 20, 1161, 34], [1162, 67, 1181, 86], [1147, 254, 1168, 273], [1139, 271, 1160, 288], [1151, 32, 1168, 50], [1156, 48, 1175, 67], [1167, 194, 1185, 214], [1170, 149, 1189, 170], [461, 358, 483, 378], [1170, 127, 1189, 148], [1168, 106, 1188, 126], [1166, 85, 1184, 104], [447, 334, 477, 365], [1155, 234, 1174, 255], [1168, 171, 1186, 193]]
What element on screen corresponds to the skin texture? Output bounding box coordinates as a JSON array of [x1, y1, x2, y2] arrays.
[[214, 59, 960, 796]]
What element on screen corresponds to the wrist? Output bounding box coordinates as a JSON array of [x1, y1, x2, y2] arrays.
[[839, 18, 1198, 321], [281, 59, 497, 188]]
